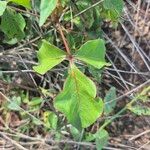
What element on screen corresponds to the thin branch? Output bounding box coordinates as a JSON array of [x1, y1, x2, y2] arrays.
[[0, 132, 28, 150], [57, 24, 71, 55]]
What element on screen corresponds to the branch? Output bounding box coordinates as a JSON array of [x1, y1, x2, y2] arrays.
[[57, 24, 71, 55]]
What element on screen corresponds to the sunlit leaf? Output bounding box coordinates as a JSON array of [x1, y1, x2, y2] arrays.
[[75, 39, 110, 69], [0, 1, 7, 16], [8, 0, 31, 9], [54, 65, 103, 130], [28, 97, 43, 106], [33, 40, 66, 75], [39, 0, 58, 26], [43, 111, 58, 129]]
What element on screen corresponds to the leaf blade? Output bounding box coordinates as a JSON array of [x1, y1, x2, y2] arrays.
[[33, 40, 66, 75], [0, 8, 26, 42], [95, 129, 109, 150], [39, 0, 58, 26], [75, 39, 110, 69], [54, 65, 103, 130], [104, 87, 117, 115], [8, 0, 31, 9], [0, 1, 7, 16]]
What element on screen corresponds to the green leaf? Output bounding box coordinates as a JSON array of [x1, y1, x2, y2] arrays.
[[39, 0, 58, 26], [0, 1, 7, 16], [43, 111, 58, 129], [84, 132, 95, 142], [0, 8, 25, 41], [33, 40, 66, 75], [70, 126, 81, 140], [104, 87, 116, 115], [54, 65, 103, 130], [75, 39, 110, 69], [103, 0, 124, 14], [7, 96, 21, 111], [8, 0, 31, 9], [28, 97, 43, 106], [32, 117, 43, 125], [94, 129, 109, 150], [76, 0, 94, 29], [128, 105, 150, 116]]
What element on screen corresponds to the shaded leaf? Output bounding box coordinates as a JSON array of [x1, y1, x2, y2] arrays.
[[75, 39, 110, 69], [7, 96, 21, 111], [70, 126, 81, 140], [104, 87, 116, 115], [33, 40, 66, 75], [54, 65, 103, 130], [103, 0, 124, 14], [0, 8, 25, 41], [9, 0, 31, 9], [128, 105, 150, 116], [84, 132, 95, 142], [39, 0, 58, 26], [0, 1, 7, 16], [94, 129, 109, 150]]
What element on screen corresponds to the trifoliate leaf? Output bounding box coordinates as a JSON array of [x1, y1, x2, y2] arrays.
[[104, 87, 116, 115], [54, 65, 103, 130], [39, 0, 58, 26], [33, 40, 66, 75], [94, 129, 109, 150], [0, 1, 7, 16], [75, 39, 110, 69], [8, 0, 31, 9], [0, 8, 25, 41]]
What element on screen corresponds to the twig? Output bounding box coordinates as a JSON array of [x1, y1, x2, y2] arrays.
[[57, 24, 71, 55], [105, 79, 150, 105], [73, 0, 104, 18], [129, 130, 150, 141], [0, 132, 28, 150]]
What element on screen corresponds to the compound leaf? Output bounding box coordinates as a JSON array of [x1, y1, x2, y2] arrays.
[[8, 0, 31, 9], [0, 1, 7, 16], [54, 65, 103, 130], [33, 40, 66, 75], [39, 0, 58, 26], [75, 39, 110, 69], [0, 8, 25, 41]]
